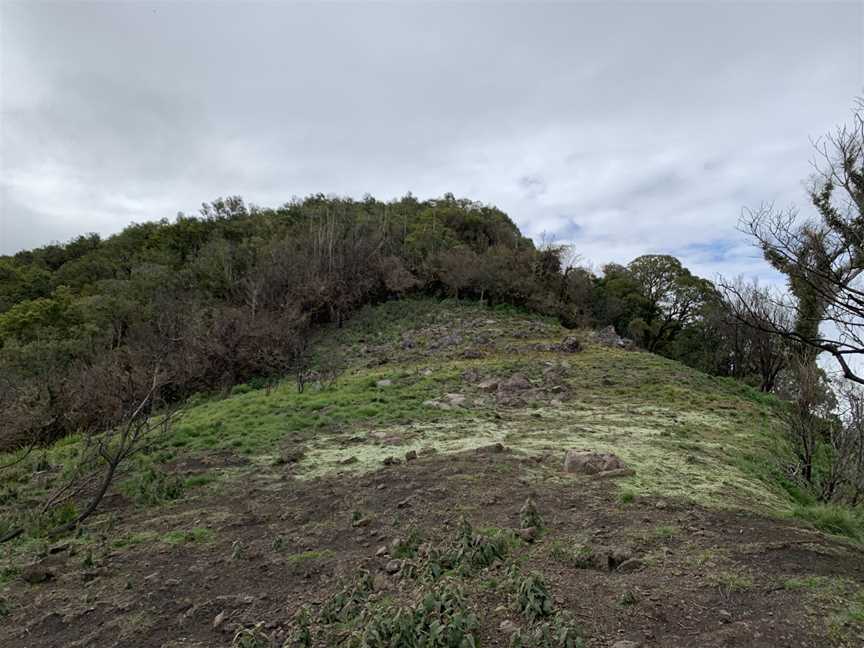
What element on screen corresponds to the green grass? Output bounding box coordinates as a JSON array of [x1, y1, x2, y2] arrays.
[[162, 527, 214, 545], [790, 503, 864, 543]]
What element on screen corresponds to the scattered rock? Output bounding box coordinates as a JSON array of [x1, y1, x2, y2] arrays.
[[616, 558, 644, 573], [419, 446, 438, 456], [404, 450, 417, 462], [718, 609, 732, 623], [445, 393, 467, 407], [213, 610, 227, 630], [420, 368, 433, 377], [610, 641, 641, 648], [498, 373, 531, 393], [474, 443, 506, 454], [558, 336, 583, 353], [375, 546, 388, 557], [516, 527, 538, 543], [397, 497, 411, 509], [462, 349, 484, 359], [376, 379, 393, 388], [499, 620, 520, 635], [340, 456, 358, 465], [384, 559, 401, 574], [48, 542, 70, 555], [563, 450, 629, 476], [21, 563, 55, 584], [478, 379, 499, 392]]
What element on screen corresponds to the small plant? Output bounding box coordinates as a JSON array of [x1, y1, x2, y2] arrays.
[[231, 623, 271, 648], [122, 465, 184, 507], [548, 541, 594, 569], [618, 590, 638, 607], [320, 570, 375, 623], [350, 580, 479, 648], [392, 527, 424, 559], [272, 535, 285, 552], [520, 498, 544, 530], [618, 490, 636, 505], [285, 606, 313, 647], [230, 540, 244, 561], [512, 570, 554, 622], [510, 613, 583, 648]]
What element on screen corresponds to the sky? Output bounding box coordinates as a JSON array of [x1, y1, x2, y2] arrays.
[[1, 1, 863, 285]]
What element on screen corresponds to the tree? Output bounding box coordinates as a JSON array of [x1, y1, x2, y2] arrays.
[[624, 255, 717, 353], [719, 278, 793, 392], [738, 101, 864, 381]]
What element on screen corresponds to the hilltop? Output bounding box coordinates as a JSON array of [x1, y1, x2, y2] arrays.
[[1, 299, 863, 647]]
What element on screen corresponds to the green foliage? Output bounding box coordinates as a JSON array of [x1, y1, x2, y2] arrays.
[[511, 570, 554, 622], [790, 503, 864, 542], [121, 465, 184, 506], [320, 570, 375, 623], [351, 581, 479, 648], [519, 498, 544, 530], [231, 623, 272, 648]]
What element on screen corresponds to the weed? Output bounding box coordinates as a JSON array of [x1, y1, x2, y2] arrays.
[[709, 568, 753, 595], [121, 465, 184, 507], [618, 590, 639, 607], [162, 527, 213, 545], [548, 541, 594, 569], [520, 498, 544, 530], [512, 569, 554, 622], [231, 623, 271, 648]]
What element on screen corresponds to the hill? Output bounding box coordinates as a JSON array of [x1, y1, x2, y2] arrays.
[[1, 299, 863, 647]]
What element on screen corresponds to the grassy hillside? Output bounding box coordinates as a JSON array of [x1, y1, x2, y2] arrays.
[[2, 299, 863, 647], [166, 299, 790, 509]]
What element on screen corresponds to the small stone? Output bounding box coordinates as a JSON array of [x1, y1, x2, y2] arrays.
[[499, 619, 520, 635], [610, 641, 641, 648], [376, 379, 393, 388], [21, 564, 54, 584], [213, 610, 227, 630], [515, 527, 538, 543], [48, 543, 70, 555], [397, 497, 411, 509], [340, 456, 358, 465], [384, 560, 401, 574], [382, 457, 401, 466], [405, 450, 417, 462], [375, 545, 388, 557], [718, 609, 732, 623], [616, 558, 644, 573]]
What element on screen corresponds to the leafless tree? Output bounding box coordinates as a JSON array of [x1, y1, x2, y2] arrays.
[[735, 101, 864, 381]]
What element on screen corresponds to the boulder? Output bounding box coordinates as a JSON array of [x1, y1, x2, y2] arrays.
[[558, 336, 583, 353], [478, 379, 499, 392], [563, 450, 628, 475]]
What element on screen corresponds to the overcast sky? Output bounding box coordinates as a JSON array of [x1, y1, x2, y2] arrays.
[[1, 1, 863, 283]]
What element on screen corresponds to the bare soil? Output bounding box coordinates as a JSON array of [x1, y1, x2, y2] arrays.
[[3, 447, 863, 648]]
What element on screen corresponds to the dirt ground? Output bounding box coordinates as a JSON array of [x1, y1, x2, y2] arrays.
[[3, 446, 864, 648]]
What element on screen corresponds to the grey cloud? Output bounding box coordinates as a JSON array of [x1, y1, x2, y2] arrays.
[[1, 0, 862, 274]]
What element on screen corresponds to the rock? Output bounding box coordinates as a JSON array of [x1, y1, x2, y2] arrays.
[[401, 338, 415, 350], [563, 450, 628, 475], [21, 563, 55, 584], [420, 368, 433, 377], [340, 456, 358, 465], [48, 542, 70, 555], [384, 560, 401, 574], [718, 609, 732, 623], [445, 393, 467, 407], [478, 379, 498, 392], [498, 374, 531, 393], [375, 545, 388, 557], [382, 457, 401, 466], [462, 349, 483, 359], [596, 546, 632, 571], [405, 450, 417, 462], [592, 467, 636, 480], [474, 443, 506, 454], [616, 558, 644, 572], [376, 379, 393, 388], [558, 336, 583, 353], [397, 497, 411, 509], [499, 620, 520, 635], [516, 527, 538, 543], [610, 641, 641, 648], [595, 325, 625, 348], [213, 610, 227, 630]]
